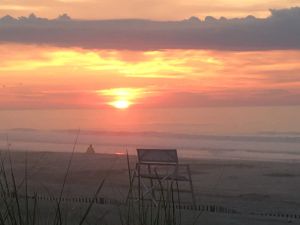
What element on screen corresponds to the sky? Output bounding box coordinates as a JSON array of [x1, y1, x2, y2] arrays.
[[1, 0, 300, 20], [0, 1, 300, 110]]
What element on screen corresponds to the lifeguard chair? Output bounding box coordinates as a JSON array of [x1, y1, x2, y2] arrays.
[[129, 149, 195, 205]]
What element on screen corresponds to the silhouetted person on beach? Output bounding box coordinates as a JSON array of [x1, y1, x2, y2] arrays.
[[86, 144, 95, 154]]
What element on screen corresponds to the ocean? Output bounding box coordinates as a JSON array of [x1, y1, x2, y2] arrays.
[[1, 106, 300, 162]]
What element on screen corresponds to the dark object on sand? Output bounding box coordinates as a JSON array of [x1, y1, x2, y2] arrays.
[[86, 144, 95, 154], [130, 148, 196, 205]]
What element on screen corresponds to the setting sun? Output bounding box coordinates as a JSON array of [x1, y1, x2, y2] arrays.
[[98, 87, 153, 109], [111, 100, 130, 109]]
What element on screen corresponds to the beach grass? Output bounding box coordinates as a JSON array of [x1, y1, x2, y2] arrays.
[[0, 133, 111, 225], [0, 146, 199, 225]]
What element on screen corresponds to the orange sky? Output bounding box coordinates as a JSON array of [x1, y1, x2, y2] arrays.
[[1, 44, 300, 109], [1, 2, 300, 109], [0, 0, 300, 20]]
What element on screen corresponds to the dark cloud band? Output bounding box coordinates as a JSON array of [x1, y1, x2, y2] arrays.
[[0, 8, 300, 50]]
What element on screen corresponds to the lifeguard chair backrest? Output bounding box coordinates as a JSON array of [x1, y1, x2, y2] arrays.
[[137, 149, 178, 164]]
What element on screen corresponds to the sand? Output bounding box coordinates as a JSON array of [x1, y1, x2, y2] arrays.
[[2, 151, 300, 224]]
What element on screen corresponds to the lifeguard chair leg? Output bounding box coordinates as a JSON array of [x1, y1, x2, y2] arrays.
[[187, 165, 196, 206], [147, 164, 156, 201]]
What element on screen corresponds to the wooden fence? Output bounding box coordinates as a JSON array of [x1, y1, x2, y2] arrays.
[[1, 192, 300, 220]]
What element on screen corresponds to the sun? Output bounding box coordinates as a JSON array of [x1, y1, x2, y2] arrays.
[[99, 88, 143, 109], [98, 87, 150, 109], [111, 100, 130, 109]]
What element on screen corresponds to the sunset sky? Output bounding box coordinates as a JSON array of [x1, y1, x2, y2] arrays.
[[1, 0, 300, 20], [1, 1, 300, 110]]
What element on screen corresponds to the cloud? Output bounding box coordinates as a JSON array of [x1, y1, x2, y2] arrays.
[[2, 86, 299, 109], [1, 43, 300, 109], [0, 86, 105, 109], [0, 7, 300, 51], [0, 5, 44, 11], [148, 89, 300, 107]]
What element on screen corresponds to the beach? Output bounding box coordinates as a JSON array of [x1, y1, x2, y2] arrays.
[[2, 150, 300, 224]]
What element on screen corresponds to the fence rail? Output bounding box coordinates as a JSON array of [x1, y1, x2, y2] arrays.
[[1, 192, 300, 220]]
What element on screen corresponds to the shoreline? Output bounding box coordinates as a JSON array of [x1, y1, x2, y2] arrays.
[[2, 128, 300, 162], [2, 147, 300, 164]]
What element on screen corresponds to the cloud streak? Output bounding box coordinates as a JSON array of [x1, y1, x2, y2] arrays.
[[1, 43, 300, 109], [0, 7, 300, 51]]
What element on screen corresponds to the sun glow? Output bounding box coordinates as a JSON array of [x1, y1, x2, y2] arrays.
[[99, 87, 152, 109], [111, 100, 130, 109]]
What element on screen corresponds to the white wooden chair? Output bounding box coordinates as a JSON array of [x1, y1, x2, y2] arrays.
[[130, 149, 195, 205]]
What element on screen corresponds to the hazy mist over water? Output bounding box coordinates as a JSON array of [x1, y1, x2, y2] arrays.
[[1, 106, 300, 134], [1, 106, 300, 161]]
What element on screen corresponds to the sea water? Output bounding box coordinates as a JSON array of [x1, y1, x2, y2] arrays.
[[0, 106, 300, 162]]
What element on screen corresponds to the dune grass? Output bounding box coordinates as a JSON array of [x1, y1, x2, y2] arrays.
[[0, 143, 199, 225], [121, 151, 197, 225], [0, 132, 109, 225]]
